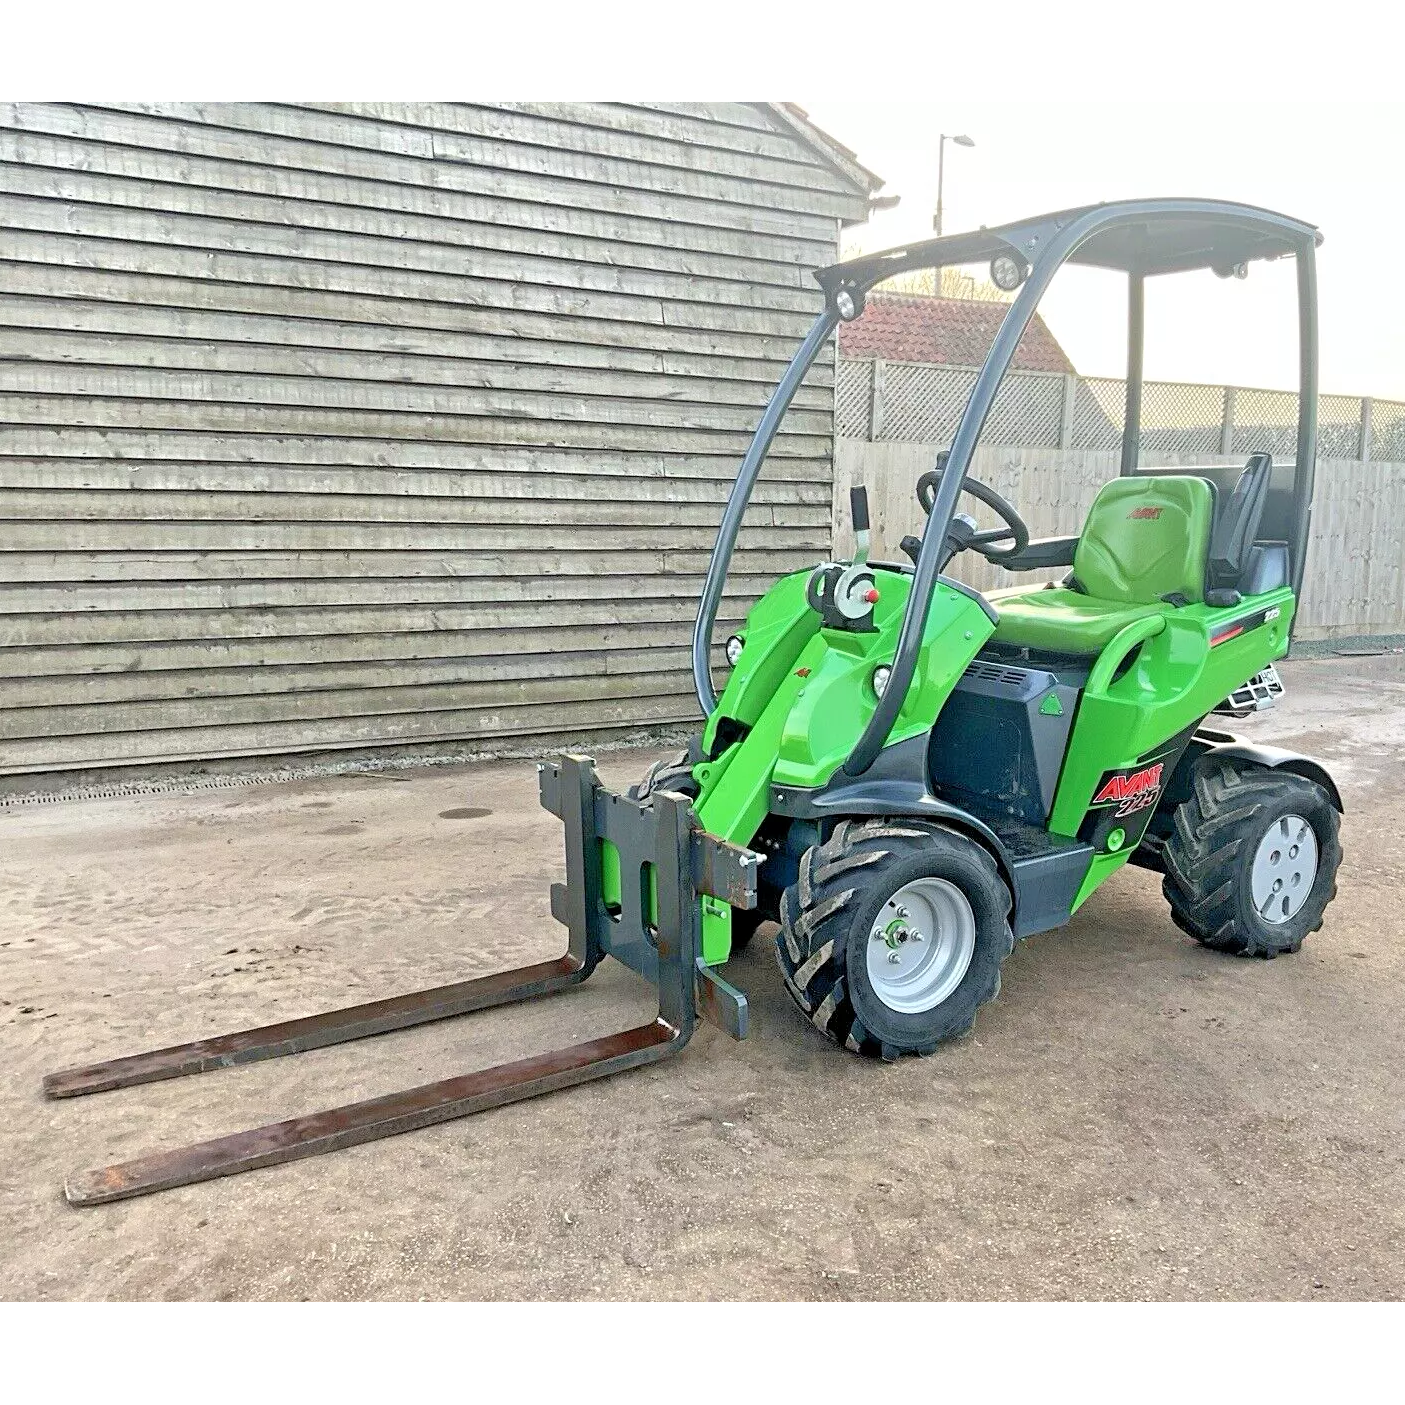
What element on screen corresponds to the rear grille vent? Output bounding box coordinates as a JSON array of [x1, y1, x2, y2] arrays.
[[964, 661, 1033, 687]]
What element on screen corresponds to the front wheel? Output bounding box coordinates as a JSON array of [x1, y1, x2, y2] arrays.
[[776, 819, 1014, 1060], [1162, 760, 1342, 957]]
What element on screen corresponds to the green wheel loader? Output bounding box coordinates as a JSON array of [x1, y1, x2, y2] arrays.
[[48, 198, 1343, 1204]]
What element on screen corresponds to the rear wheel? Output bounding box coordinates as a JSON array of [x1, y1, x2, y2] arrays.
[[776, 819, 1014, 1060], [1162, 760, 1342, 957]]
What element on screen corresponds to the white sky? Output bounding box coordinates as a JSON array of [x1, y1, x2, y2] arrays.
[[797, 101, 1405, 401]]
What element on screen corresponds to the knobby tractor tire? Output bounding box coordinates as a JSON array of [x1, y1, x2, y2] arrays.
[[627, 748, 700, 804], [1162, 760, 1342, 958], [627, 742, 768, 952], [776, 818, 1014, 1061]]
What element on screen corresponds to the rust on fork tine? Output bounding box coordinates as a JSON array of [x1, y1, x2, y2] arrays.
[[65, 1020, 679, 1206], [43, 955, 586, 1100]]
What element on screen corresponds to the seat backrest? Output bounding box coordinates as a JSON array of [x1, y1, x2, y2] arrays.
[[1208, 452, 1273, 586], [1133, 458, 1295, 547], [1073, 475, 1216, 605]]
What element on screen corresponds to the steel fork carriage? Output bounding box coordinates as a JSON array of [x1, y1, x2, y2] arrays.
[[44, 755, 759, 1206]]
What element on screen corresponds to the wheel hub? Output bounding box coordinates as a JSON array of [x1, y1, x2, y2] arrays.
[[867, 877, 976, 1013], [1250, 813, 1319, 925]]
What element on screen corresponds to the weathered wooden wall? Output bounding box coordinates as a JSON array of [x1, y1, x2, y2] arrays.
[[834, 439, 1405, 640], [0, 102, 869, 775]]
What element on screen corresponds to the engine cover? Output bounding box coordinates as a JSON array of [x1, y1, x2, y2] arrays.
[[928, 658, 1087, 825]]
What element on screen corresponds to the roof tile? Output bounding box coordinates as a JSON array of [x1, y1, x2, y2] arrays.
[[838, 293, 1075, 374]]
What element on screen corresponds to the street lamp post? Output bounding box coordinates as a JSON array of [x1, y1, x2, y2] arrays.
[[934, 132, 975, 239]]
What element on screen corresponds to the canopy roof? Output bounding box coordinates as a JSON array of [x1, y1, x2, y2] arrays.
[[815, 198, 1321, 296]]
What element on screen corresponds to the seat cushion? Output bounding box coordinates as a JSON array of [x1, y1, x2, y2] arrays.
[[1073, 475, 1215, 605], [989, 586, 1170, 654]]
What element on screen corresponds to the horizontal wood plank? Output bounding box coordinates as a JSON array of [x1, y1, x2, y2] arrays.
[[0, 586, 766, 645], [0, 257, 833, 368], [0, 618, 720, 677], [0, 393, 831, 457], [0, 644, 691, 708], [0, 292, 835, 389], [0, 324, 834, 416], [0, 485, 827, 527], [0, 692, 705, 772], [0, 456, 832, 503]]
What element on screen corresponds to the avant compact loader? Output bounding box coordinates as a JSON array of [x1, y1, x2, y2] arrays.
[[48, 199, 1344, 1204]]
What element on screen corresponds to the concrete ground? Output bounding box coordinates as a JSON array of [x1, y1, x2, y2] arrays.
[[2, 654, 1402, 1301]]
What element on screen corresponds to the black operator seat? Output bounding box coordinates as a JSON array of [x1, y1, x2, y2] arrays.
[[1205, 452, 1285, 601]]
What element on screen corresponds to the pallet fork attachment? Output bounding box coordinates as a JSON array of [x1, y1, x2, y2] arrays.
[[45, 756, 758, 1206]]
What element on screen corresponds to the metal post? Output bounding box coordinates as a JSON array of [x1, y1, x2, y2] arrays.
[[870, 358, 887, 441], [1290, 240, 1319, 603], [1120, 273, 1145, 475], [1220, 386, 1236, 456], [1059, 373, 1077, 449], [1359, 398, 1374, 465], [936, 136, 946, 238]]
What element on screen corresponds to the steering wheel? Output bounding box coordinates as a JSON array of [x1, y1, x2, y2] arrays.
[[916, 468, 1030, 564]]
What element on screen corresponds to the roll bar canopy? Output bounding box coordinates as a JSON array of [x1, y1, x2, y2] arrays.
[[815, 199, 1320, 292], [693, 199, 1321, 776]]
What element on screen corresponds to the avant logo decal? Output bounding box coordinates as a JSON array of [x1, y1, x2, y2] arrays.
[[1126, 506, 1164, 520], [1092, 761, 1165, 818]]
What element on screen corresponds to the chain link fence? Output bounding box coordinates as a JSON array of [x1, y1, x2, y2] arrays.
[[837, 356, 1405, 463]]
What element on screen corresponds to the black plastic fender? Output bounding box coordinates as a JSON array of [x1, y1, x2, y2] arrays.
[[770, 735, 1093, 939], [1192, 725, 1344, 812]]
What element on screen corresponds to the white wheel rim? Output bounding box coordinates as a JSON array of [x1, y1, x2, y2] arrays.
[[866, 877, 976, 1014], [1250, 813, 1319, 925]]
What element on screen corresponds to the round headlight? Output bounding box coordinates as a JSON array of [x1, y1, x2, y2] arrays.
[[725, 635, 745, 667], [990, 253, 1028, 292], [871, 664, 892, 698], [834, 287, 862, 321]]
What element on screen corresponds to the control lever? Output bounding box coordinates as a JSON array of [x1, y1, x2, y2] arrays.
[[850, 485, 871, 565], [807, 482, 879, 631]]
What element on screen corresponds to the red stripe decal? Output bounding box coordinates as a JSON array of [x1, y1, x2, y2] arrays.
[[1210, 624, 1244, 646]]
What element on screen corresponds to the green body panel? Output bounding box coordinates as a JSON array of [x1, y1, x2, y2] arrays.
[[686, 569, 992, 963], [1072, 476, 1216, 604], [701, 572, 819, 752], [1049, 586, 1296, 907]]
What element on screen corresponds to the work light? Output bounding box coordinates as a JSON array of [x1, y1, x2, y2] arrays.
[[725, 635, 745, 667], [990, 253, 1028, 292], [834, 287, 862, 321]]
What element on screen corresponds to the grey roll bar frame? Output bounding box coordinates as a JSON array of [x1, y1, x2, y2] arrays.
[[692, 310, 838, 713], [691, 198, 1322, 774]]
